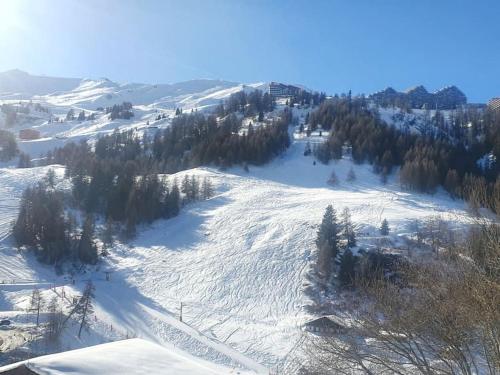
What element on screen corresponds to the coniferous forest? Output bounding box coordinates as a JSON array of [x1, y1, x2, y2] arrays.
[[309, 95, 500, 213]]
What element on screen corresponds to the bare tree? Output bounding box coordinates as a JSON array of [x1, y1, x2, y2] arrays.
[[75, 281, 95, 338], [302, 221, 500, 375], [29, 287, 44, 326]]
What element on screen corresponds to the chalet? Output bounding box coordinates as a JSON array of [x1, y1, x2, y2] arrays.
[[303, 316, 345, 336], [18, 129, 40, 140]]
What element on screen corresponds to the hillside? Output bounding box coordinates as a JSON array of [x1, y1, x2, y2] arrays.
[[0, 128, 472, 371], [0, 71, 486, 373]]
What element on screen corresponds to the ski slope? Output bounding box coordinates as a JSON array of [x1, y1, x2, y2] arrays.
[[0, 135, 472, 371], [0, 70, 474, 372]]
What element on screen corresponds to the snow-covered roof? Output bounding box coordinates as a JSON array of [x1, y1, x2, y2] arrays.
[[0, 339, 249, 375]]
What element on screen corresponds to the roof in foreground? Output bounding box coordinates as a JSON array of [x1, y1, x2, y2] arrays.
[[0, 338, 254, 375], [304, 316, 344, 329]]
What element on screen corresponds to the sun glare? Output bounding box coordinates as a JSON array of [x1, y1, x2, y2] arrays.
[[0, 0, 21, 31]]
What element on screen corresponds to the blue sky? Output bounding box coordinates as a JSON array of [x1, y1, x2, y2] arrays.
[[0, 0, 498, 102]]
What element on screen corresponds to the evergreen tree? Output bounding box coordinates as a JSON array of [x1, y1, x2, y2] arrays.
[[166, 180, 180, 217], [45, 168, 56, 188], [78, 215, 98, 264], [77, 110, 86, 121], [380, 218, 390, 236], [0, 130, 18, 161], [66, 109, 75, 121], [341, 207, 356, 248], [181, 175, 190, 201], [201, 177, 214, 200], [316, 205, 339, 279], [444, 169, 460, 198], [17, 152, 32, 168], [338, 249, 356, 286], [190, 175, 199, 201]]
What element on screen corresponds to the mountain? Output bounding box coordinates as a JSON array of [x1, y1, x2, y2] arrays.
[[0, 69, 82, 98], [0, 70, 264, 111], [369, 84, 467, 109]]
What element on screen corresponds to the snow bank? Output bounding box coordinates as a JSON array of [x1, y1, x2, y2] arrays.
[[0, 338, 252, 374]]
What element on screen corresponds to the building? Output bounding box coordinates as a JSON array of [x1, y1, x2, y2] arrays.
[[269, 82, 301, 98], [487, 97, 500, 111], [18, 129, 41, 140], [303, 316, 345, 336]]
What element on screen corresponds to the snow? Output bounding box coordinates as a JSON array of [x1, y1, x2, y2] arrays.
[[0, 338, 252, 374], [0, 139, 472, 371], [0, 71, 476, 373]]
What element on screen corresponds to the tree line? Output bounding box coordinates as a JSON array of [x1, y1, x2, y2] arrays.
[[13, 167, 214, 266]]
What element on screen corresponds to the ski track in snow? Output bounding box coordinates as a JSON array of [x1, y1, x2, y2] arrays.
[[0, 76, 475, 370], [0, 139, 473, 371]]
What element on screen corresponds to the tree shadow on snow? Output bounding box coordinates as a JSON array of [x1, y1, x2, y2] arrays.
[[130, 194, 231, 251]]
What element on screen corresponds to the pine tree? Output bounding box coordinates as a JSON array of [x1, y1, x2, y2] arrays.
[[166, 180, 180, 217], [201, 177, 214, 200], [190, 175, 199, 201], [75, 281, 95, 339], [338, 249, 356, 286], [66, 109, 75, 121], [46, 168, 56, 188], [78, 215, 98, 264], [181, 175, 190, 201], [17, 152, 32, 168], [380, 218, 390, 236], [316, 205, 339, 279], [341, 207, 356, 248], [77, 110, 86, 121]]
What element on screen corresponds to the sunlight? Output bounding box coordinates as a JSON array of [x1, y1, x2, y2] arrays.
[[0, 0, 22, 32]]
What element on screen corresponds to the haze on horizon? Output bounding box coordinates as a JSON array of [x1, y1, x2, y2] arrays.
[[0, 0, 499, 102]]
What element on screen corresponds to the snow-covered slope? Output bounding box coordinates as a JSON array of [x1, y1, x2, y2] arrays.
[[0, 338, 252, 374], [0, 70, 81, 99], [0, 71, 475, 372], [41, 78, 253, 110], [0, 70, 269, 157], [0, 132, 472, 371]]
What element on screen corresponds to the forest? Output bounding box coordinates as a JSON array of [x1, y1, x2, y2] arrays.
[[308, 95, 500, 213]]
